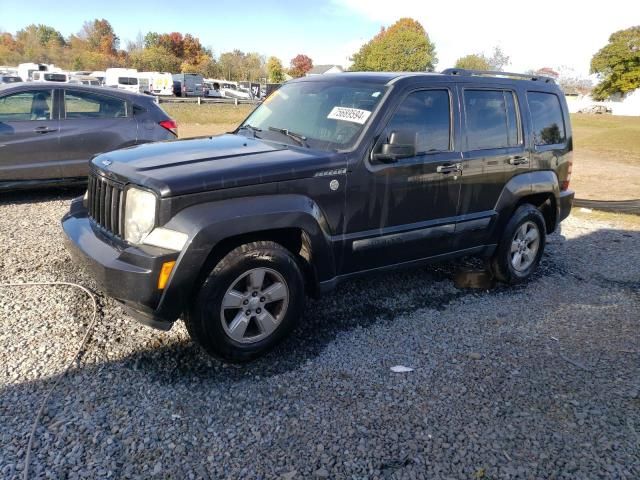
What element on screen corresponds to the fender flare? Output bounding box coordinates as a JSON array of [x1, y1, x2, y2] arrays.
[[492, 170, 560, 236], [155, 194, 335, 320]]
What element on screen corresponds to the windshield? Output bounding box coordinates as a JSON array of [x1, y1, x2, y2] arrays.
[[240, 81, 385, 151]]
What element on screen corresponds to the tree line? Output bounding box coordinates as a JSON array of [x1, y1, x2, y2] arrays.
[[1, 18, 637, 99]]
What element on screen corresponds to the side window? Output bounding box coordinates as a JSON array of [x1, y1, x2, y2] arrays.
[[0, 90, 53, 121], [528, 92, 566, 146], [64, 90, 127, 119], [383, 89, 451, 154], [464, 89, 522, 150]]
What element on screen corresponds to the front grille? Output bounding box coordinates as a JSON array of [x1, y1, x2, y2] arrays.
[[87, 173, 124, 237]]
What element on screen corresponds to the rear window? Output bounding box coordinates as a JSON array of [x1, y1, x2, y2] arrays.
[[464, 89, 521, 150], [64, 90, 128, 119], [118, 77, 138, 86], [528, 92, 566, 146], [2, 76, 21, 83]]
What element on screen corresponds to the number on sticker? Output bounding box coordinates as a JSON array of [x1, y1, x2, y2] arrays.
[[327, 107, 372, 125]]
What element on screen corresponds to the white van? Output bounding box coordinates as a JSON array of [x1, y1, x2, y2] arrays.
[[91, 71, 106, 85], [17, 63, 53, 81], [140, 72, 174, 96], [105, 68, 140, 93]]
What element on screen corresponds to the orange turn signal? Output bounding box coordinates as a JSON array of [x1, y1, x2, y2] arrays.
[[157, 261, 176, 290]]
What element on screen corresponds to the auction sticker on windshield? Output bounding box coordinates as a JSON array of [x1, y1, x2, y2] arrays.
[[327, 107, 372, 125]]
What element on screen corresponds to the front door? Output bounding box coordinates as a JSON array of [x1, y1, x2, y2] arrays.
[[57, 88, 137, 178], [0, 88, 61, 182], [343, 88, 462, 274]]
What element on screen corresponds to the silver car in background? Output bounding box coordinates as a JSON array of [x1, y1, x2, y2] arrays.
[[0, 83, 177, 190]]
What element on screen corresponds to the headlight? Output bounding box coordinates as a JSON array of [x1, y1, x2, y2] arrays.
[[124, 187, 157, 244]]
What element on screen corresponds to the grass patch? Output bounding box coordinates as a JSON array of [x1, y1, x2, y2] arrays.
[[571, 208, 640, 229], [162, 103, 254, 130], [571, 114, 640, 164]]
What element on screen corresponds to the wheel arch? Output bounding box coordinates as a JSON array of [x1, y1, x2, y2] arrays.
[[155, 194, 334, 321]]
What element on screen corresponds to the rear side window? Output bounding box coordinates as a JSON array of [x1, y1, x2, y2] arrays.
[[528, 92, 566, 145], [464, 89, 521, 150], [0, 90, 53, 121], [118, 77, 138, 86], [384, 89, 451, 153], [64, 90, 128, 119]]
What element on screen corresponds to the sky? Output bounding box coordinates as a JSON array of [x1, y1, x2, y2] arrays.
[[0, 0, 638, 77]]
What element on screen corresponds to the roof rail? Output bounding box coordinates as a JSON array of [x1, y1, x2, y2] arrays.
[[441, 68, 556, 84]]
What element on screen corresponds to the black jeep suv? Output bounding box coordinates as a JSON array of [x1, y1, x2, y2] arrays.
[[63, 70, 574, 361]]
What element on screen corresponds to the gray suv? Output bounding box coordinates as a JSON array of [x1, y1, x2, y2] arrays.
[[0, 83, 177, 190]]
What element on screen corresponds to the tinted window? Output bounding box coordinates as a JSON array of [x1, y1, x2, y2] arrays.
[[465, 90, 516, 150], [0, 90, 53, 121], [528, 92, 566, 145], [384, 90, 451, 153], [64, 90, 127, 119], [118, 77, 138, 85], [43, 73, 67, 82], [2, 76, 21, 83]]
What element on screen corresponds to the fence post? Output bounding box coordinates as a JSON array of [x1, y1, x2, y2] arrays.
[[235, 98, 238, 107], [197, 96, 201, 105]]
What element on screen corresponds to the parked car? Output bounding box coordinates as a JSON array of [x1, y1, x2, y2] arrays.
[[172, 73, 204, 97], [0, 75, 22, 84], [62, 70, 574, 361], [0, 83, 177, 190]]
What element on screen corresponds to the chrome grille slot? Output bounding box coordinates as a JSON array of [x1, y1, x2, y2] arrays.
[[87, 173, 124, 237]]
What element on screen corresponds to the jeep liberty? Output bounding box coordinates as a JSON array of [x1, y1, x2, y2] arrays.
[[62, 70, 574, 361]]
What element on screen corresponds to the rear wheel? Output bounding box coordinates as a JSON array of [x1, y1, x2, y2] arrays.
[[490, 204, 546, 284], [185, 241, 305, 362]]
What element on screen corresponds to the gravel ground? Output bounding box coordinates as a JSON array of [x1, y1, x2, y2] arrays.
[[0, 188, 639, 480]]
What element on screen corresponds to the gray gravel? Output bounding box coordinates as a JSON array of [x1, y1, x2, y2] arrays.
[[0, 188, 639, 479]]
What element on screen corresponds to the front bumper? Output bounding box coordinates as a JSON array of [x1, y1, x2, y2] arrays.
[[558, 189, 575, 224], [62, 197, 179, 330]]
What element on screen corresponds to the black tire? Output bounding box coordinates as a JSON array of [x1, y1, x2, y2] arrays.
[[185, 241, 305, 362], [490, 204, 546, 284]]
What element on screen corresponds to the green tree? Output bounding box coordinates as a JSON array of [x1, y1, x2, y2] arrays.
[[590, 26, 640, 100], [129, 45, 181, 72], [454, 54, 492, 70], [453, 46, 509, 71], [350, 18, 436, 72], [289, 54, 313, 77], [267, 56, 285, 83]]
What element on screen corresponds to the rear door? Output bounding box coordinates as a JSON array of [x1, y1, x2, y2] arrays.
[[0, 87, 61, 181], [57, 88, 138, 178], [455, 86, 526, 249]]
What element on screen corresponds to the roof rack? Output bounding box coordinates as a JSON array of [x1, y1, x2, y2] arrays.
[[441, 68, 556, 84]]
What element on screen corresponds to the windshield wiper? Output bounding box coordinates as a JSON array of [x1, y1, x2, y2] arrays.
[[267, 126, 308, 147], [238, 124, 262, 137]]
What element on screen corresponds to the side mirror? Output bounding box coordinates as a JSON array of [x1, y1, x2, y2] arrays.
[[371, 130, 416, 163]]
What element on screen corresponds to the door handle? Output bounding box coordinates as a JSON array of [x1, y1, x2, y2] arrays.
[[33, 126, 57, 134], [509, 156, 529, 166], [436, 163, 462, 174]]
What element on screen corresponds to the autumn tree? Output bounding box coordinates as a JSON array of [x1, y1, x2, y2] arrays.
[[289, 54, 313, 77], [590, 26, 640, 100], [218, 50, 266, 81], [350, 18, 436, 72], [81, 19, 118, 56], [267, 56, 285, 83]]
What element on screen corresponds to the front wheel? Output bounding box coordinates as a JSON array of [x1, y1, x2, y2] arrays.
[[185, 241, 305, 362], [490, 204, 546, 284]]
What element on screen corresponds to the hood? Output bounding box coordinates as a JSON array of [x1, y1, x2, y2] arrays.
[[93, 134, 343, 197]]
